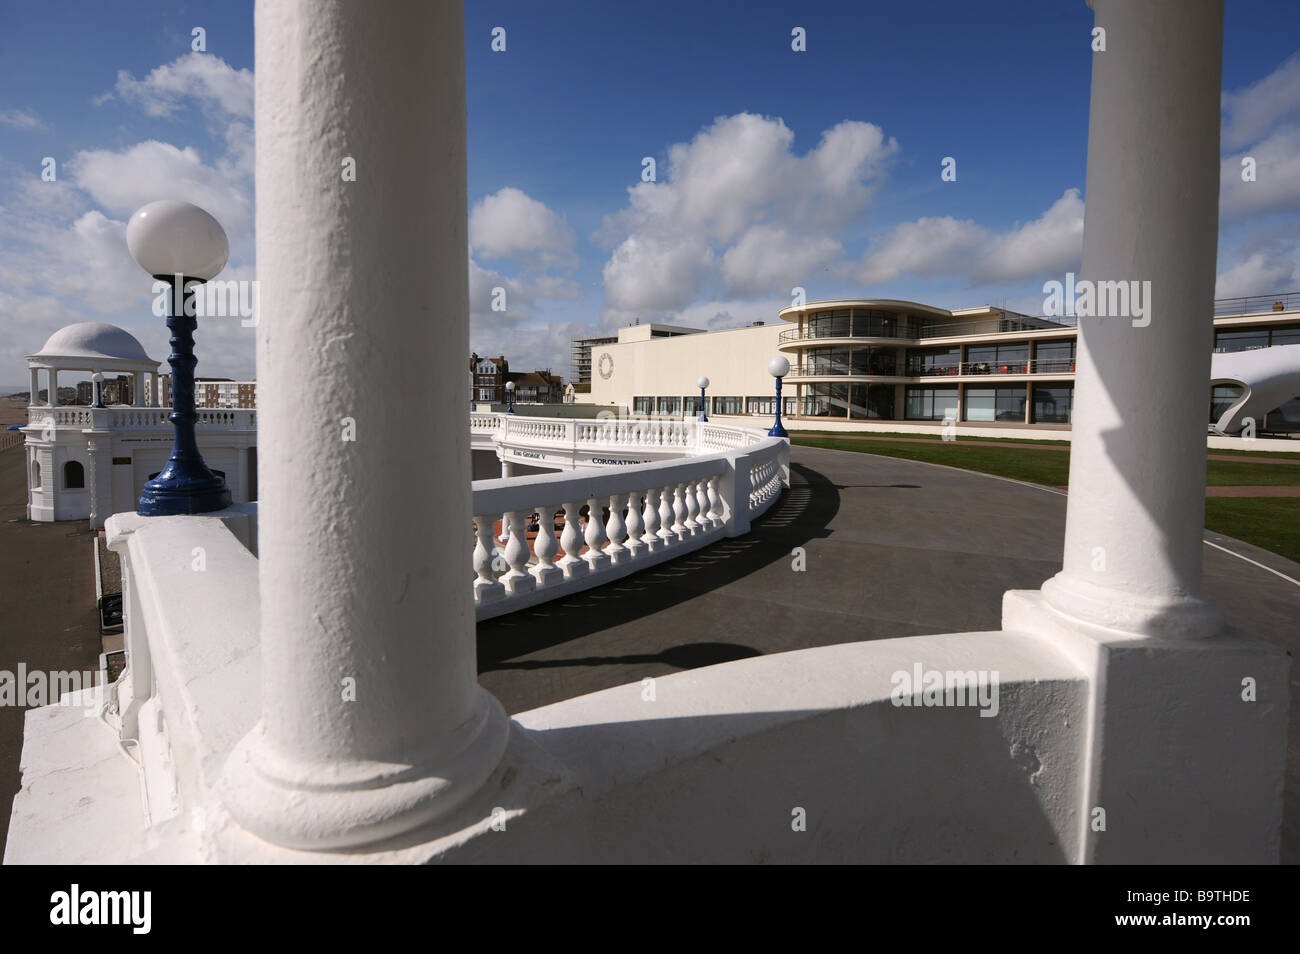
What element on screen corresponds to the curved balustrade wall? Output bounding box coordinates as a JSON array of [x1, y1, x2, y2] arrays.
[[469, 414, 789, 620]]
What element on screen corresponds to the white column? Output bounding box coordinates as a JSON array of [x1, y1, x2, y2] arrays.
[[133, 372, 144, 407], [86, 433, 112, 529], [221, 0, 507, 850], [1040, 0, 1223, 639], [47, 368, 57, 407], [28, 367, 38, 406], [501, 458, 514, 478]]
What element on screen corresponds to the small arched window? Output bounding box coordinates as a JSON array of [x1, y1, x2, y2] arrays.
[[31, 459, 41, 489], [64, 460, 85, 489]]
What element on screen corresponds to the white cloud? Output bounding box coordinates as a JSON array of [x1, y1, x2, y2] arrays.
[[1220, 126, 1300, 220], [980, 190, 1086, 282], [70, 140, 251, 233], [0, 109, 49, 132], [853, 189, 1084, 287], [599, 113, 897, 315], [112, 52, 254, 120], [1222, 54, 1300, 150], [469, 187, 577, 268], [1215, 249, 1299, 299], [721, 225, 842, 296]]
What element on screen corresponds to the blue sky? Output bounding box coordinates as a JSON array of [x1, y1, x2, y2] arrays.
[[1, 0, 1299, 387]]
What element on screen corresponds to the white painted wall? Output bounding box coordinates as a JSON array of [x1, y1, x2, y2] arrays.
[[589, 323, 785, 409]]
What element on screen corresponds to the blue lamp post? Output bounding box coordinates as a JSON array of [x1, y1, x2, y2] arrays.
[[696, 375, 710, 422], [505, 379, 516, 414], [767, 356, 790, 437], [126, 200, 232, 516]]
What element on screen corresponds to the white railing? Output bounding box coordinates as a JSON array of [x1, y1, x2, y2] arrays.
[[470, 415, 789, 620], [24, 405, 256, 430]]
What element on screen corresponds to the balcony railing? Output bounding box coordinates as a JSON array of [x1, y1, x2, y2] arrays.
[[788, 358, 1077, 378], [1213, 291, 1300, 316], [778, 315, 1077, 346], [25, 405, 257, 430]]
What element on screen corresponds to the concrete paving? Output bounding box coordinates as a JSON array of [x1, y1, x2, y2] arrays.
[[478, 443, 1300, 863], [0, 445, 103, 857]]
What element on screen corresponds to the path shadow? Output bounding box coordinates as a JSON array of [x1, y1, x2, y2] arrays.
[[489, 641, 763, 671], [477, 461, 841, 670]]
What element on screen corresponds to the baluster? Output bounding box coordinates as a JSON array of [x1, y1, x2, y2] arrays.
[[641, 487, 661, 552], [657, 484, 675, 546], [683, 477, 700, 535], [500, 511, 536, 595], [671, 483, 688, 540], [693, 477, 710, 531], [583, 496, 610, 571], [604, 493, 627, 565], [706, 474, 723, 528], [472, 516, 505, 604], [530, 505, 562, 586], [558, 501, 587, 579], [624, 490, 645, 559]]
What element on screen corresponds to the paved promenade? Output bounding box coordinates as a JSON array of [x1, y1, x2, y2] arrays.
[[478, 443, 1300, 862], [0, 445, 102, 857]]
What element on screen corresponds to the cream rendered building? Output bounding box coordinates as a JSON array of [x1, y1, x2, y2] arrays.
[[588, 295, 1300, 436]]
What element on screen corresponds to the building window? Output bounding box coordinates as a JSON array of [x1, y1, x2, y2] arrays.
[[851, 309, 900, 338], [478, 388, 493, 401], [806, 309, 851, 339], [1270, 324, 1300, 346], [1032, 385, 1074, 424], [1033, 340, 1076, 374], [712, 396, 744, 415], [656, 396, 681, 416], [850, 347, 896, 376], [1209, 384, 1244, 424], [965, 386, 1027, 422], [965, 342, 1029, 374], [905, 385, 959, 421], [64, 460, 85, 489], [849, 383, 896, 419], [683, 396, 702, 417], [633, 396, 654, 414], [806, 347, 851, 375], [1214, 329, 1270, 352], [803, 383, 850, 417], [906, 347, 961, 376], [31, 459, 40, 489]]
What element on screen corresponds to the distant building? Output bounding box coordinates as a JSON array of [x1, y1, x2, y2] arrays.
[[470, 354, 508, 403], [571, 323, 702, 384], [508, 369, 564, 404]]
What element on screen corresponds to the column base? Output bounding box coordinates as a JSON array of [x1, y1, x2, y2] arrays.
[[1003, 588, 1288, 863], [219, 689, 509, 851], [1039, 571, 1223, 640]]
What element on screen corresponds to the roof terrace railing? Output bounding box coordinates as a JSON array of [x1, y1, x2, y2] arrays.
[[1213, 291, 1300, 316]]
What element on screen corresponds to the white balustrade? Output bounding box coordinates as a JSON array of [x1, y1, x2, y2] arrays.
[[469, 422, 789, 620]]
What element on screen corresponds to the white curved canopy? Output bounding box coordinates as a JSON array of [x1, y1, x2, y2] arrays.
[[26, 322, 160, 372]]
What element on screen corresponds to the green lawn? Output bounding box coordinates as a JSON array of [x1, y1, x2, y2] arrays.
[[794, 435, 1300, 564], [1205, 499, 1300, 564]]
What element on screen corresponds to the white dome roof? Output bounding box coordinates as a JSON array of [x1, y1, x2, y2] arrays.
[[28, 322, 158, 368]]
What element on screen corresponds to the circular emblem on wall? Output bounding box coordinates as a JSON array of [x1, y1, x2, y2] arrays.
[[598, 353, 614, 380]]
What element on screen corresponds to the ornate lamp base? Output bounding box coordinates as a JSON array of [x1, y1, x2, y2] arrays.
[[138, 462, 231, 516]]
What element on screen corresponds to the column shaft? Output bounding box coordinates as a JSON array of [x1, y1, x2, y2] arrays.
[[1042, 0, 1224, 638], [221, 0, 505, 849]]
